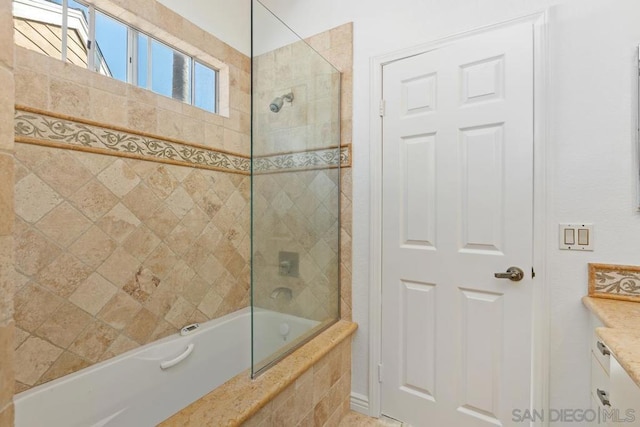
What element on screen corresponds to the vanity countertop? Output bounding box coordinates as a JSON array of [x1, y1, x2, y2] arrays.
[[583, 296, 640, 388]]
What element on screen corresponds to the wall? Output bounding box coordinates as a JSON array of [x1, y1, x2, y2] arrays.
[[0, 0, 15, 423], [260, 0, 640, 416], [243, 338, 352, 426], [11, 0, 251, 393]]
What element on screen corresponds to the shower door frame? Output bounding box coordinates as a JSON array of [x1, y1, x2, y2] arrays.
[[366, 11, 549, 423]]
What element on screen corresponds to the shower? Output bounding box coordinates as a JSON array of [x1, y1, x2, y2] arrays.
[[269, 92, 294, 112]]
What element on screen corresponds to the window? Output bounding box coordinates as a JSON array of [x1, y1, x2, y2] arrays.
[[12, 0, 218, 113]]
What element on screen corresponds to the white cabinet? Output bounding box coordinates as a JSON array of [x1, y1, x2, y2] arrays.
[[609, 356, 640, 426], [589, 313, 640, 426]]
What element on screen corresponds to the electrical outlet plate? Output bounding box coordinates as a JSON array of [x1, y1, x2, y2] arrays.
[[559, 223, 594, 251]]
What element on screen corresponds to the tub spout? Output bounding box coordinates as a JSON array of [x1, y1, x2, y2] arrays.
[[270, 287, 293, 300]]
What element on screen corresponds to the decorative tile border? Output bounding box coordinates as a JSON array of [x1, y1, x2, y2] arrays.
[[14, 107, 251, 174], [589, 263, 640, 302], [253, 145, 351, 173]]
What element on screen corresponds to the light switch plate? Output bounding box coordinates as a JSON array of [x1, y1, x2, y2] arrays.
[[559, 223, 594, 251]]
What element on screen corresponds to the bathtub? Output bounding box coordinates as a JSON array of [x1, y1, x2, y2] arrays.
[[14, 307, 319, 427]]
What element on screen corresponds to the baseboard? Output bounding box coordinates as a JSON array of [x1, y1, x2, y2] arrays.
[[350, 392, 370, 414]]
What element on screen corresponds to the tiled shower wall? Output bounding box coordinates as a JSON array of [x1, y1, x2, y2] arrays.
[[11, 0, 251, 393], [252, 24, 353, 321], [0, 0, 15, 423], [13, 146, 250, 392]]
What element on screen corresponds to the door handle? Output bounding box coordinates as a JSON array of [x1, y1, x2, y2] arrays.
[[494, 266, 524, 282], [597, 389, 611, 407]]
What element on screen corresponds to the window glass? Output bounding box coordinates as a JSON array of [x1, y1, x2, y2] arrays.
[[152, 39, 191, 103], [194, 61, 216, 113], [137, 33, 149, 89], [94, 11, 127, 82]]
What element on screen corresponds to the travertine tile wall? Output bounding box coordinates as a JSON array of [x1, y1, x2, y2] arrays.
[[12, 0, 251, 394], [243, 338, 352, 427], [253, 24, 353, 321], [13, 146, 250, 392], [0, 0, 15, 424], [306, 24, 354, 322]]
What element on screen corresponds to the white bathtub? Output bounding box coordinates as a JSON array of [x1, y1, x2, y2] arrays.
[[14, 307, 319, 427]]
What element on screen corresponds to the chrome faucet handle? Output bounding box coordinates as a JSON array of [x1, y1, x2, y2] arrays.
[[270, 286, 293, 300]]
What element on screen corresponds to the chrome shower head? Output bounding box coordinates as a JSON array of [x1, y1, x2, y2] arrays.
[[270, 97, 284, 113], [269, 92, 294, 113]]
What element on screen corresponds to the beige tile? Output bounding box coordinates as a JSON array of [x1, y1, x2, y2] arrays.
[[0, 403, 13, 427], [144, 243, 178, 279], [145, 205, 180, 240], [127, 99, 158, 134], [14, 326, 28, 350], [68, 320, 118, 363], [68, 179, 119, 222], [163, 260, 195, 294], [72, 150, 114, 175], [14, 336, 63, 386], [36, 253, 93, 298], [97, 159, 141, 198], [36, 351, 91, 386], [165, 296, 196, 329], [69, 273, 118, 316], [89, 88, 128, 128], [35, 301, 92, 348], [97, 203, 141, 243], [197, 288, 222, 318], [14, 67, 49, 111], [122, 183, 162, 222], [69, 226, 117, 269], [98, 291, 141, 331], [122, 267, 160, 304], [0, 322, 14, 409], [182, 274, 210, 306], [102, 334, 139, 360], [96, 247, 140, 288], [146, 165, 179, 200], [14, 173, 63, 223], [165, 187, 195, 219], [35, 202, 92, 248], [144, 288, 178, 318], [0, 155, 13, 236], [123, 225, 161, 262], [15, 381, 29, 395], [0, 235, 13, 322], [49, 77, 91, 118], [14, 283, 63, 333], [124, 308, 157, 344], [35, 151, 93, 198]]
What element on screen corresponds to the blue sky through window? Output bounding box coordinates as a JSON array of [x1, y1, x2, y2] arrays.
[[95, 11, 127, 81]]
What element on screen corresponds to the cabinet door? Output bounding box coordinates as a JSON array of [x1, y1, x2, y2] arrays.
[[609, 356, 640, 426]]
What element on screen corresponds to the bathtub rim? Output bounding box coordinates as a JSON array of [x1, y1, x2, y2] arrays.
[[159, 318, 357, 426]]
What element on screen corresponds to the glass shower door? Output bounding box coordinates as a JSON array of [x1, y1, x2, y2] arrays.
[[251, 0, 341, 377]]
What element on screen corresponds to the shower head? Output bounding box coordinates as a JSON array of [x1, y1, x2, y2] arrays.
[[269, 92, 294, 113]]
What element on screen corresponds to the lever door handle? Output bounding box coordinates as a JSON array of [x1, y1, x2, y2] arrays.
[[494, 266, 524, 282]]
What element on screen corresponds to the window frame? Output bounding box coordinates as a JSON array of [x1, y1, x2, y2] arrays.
[[14, 0, 219, 114]]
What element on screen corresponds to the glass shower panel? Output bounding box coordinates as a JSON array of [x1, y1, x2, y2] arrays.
[[251, 0, 341, 377]]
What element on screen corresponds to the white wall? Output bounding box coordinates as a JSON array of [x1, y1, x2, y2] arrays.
[[157, 0, 250, 55], [261, 0, 640, 416]]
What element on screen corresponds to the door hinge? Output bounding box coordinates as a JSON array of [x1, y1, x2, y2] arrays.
[[378, 363, 383, 383], [532, 267, 536, 279], [379, 99, 386, 117]]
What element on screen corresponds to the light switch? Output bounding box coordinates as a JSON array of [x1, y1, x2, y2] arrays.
[[559, 224, 594, 251]]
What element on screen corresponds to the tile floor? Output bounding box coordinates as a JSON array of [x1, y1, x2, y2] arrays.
[[339, 411, 405, 426]]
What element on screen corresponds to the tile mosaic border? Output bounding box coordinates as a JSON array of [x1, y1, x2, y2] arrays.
[[14, 107, 251, 175], [253, 145, 351, 174], [589, 263, 640, 302]]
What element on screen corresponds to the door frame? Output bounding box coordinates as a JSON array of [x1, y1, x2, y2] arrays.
[[367, 12, 550, 425]]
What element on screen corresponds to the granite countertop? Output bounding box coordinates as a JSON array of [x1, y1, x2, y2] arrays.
[[583, 296, 640, 388]]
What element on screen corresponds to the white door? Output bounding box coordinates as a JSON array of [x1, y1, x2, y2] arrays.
[[381, 22, 534, 427]]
